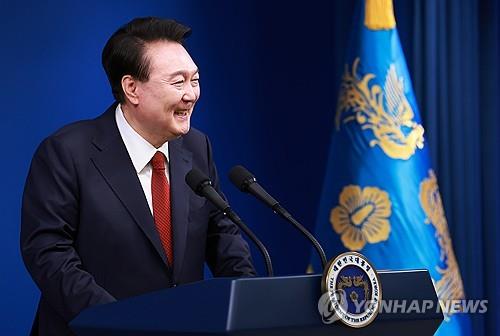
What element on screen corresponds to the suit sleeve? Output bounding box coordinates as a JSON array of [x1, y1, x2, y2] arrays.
[[20, 136, 116, 322], [203, 136, 257, 277]]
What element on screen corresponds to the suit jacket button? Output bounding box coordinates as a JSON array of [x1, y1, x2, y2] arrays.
[[171, 283, 177, 288]]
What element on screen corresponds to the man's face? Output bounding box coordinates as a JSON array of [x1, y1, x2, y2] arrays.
[[132, 40, 200, 142]]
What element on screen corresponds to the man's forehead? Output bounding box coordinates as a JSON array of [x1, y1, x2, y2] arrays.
[[145, 40, 198, 76]]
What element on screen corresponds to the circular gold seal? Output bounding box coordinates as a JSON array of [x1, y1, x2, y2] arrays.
[[320, 252, 382, 328]]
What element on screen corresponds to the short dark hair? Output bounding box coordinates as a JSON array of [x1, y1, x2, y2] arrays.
[[102, 17, 191, 103]]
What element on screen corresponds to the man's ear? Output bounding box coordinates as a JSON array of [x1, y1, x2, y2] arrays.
[[121, 75, 139, 105]]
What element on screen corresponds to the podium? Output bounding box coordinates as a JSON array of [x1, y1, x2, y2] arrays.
[[70, 270, 443, 335]]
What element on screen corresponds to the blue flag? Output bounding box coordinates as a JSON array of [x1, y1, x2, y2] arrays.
[[312, 0, 471, 334]]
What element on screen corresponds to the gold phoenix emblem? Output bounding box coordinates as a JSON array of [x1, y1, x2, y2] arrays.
[[419, 170, 465, 320], [330, 185, 392, 250], [335, 58, 425, 160], [337, 275, 371, 304]]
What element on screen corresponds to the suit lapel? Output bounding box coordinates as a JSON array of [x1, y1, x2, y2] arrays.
[[90, 106, 169, 267], [168, 137, 192, 281]]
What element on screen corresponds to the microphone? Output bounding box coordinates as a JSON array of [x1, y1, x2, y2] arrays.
[[229, 165, 328, 270], [185, 168, 273, 277]]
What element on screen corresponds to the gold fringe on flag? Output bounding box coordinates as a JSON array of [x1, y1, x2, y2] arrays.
[[364, 0, 396, 30]]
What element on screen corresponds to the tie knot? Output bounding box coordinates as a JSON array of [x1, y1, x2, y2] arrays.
[[151, 151, 166, 170]]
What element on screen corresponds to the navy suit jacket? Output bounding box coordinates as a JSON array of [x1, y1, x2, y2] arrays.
[[20, 104, 256, 335]]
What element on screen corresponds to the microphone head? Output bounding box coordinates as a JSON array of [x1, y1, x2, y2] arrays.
[[186, 168, 211, 196], [229, 165, 256, 192]]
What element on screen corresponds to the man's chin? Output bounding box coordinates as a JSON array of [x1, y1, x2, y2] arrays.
[[173, 125, 191, 137]]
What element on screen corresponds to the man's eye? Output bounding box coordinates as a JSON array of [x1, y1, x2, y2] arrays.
[[173, 80, 184, 86], [191, 78, 200, 86]]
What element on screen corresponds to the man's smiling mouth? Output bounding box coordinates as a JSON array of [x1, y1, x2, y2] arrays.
[[174, 110, 189, 117]]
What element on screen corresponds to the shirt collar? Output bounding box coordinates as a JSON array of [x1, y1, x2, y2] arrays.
[[115, 104, 169, 173]]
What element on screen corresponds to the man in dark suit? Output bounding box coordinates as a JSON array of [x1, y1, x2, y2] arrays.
[[20, 17, 256, 335]]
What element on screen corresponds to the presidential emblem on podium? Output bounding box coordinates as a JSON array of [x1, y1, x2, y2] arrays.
[[321, 252, 382, 328]]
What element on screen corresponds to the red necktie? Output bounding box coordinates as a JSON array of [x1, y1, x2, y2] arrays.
[[151, 151, 174, 266]]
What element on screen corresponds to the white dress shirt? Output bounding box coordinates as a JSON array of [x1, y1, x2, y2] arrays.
[[115, 104, 169, 215]]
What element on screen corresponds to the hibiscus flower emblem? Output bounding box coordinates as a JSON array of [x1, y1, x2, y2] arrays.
[[330, 185, 392, 250]]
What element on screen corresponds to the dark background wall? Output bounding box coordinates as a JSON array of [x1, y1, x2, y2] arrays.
[[1, 1, 497, 335]]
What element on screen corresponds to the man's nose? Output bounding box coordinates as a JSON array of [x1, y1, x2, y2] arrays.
[[182, 83, 197, 102]]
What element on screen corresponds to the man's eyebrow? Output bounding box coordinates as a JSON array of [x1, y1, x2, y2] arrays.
[[165, 68, 200, 78]]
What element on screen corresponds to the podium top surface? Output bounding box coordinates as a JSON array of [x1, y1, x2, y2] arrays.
[[70, 270, 443, 336]]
